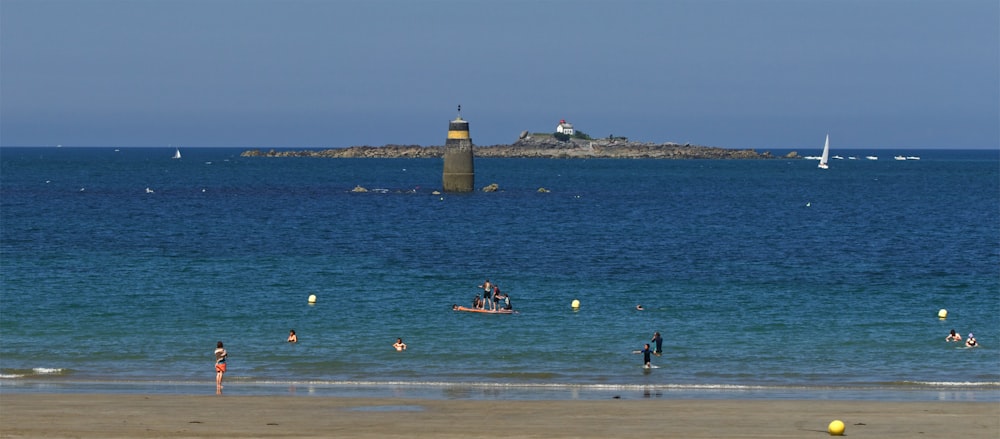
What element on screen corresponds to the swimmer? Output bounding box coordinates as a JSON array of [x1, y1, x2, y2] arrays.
[[287, 329, 298, 343], [945, 329, 961, 342], [636, 304, 644, 311], [393, 338, 407, 351], [966, 334, 978, 348]]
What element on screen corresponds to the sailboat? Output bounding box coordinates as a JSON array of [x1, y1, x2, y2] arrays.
[[817, 134, 830, 169], [172, 147, 182, 159]]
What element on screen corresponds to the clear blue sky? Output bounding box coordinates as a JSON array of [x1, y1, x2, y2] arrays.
[[2, 0, 997, 149]]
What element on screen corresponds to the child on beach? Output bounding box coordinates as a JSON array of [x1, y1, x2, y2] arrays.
[[214, 341, 227, 392]]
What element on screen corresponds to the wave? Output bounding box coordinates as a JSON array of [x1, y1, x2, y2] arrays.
[[898, 381, 1000, 387], [220, 379, 1000, 392], [0, 367, 71, 379]]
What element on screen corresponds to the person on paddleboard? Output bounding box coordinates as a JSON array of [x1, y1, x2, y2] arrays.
[[492, 285, 502, 310], [478, 279, 492, 310]]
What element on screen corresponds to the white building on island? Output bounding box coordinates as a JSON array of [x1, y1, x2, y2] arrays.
[[556, 119, 574, 136]]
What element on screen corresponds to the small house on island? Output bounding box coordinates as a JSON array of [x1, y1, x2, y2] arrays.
[[556, 119, 574, 136]]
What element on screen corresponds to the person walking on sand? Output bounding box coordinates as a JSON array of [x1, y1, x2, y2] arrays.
[[393, 338, 407, 351], [214, 341, 228, 392], [651, 331, 663, 355]]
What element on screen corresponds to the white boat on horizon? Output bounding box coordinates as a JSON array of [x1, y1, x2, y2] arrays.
[[818, 134, 830, 170], [894, 156, 907, 161], [172, 148, 182, 159], [866, 156, 878, 161]]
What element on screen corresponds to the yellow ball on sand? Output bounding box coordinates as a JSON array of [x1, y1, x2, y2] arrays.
[[938, 309, 947, 319], [308, 294, 317, 304], [828, 420, 845, 436], [571, 299, 580, 309]]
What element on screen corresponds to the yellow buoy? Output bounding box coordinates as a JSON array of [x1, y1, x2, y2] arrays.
[[828, 420, 845, 436], [937, 309, 947, 319], [571, 299, 580, 309], [308, 294, 317, 304]]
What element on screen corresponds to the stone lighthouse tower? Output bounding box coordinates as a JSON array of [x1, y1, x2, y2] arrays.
[[442, 105, 474, 192]]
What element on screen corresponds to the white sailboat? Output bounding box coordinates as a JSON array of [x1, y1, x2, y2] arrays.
[[172, 148, 182, 159], [817, 134, 830, 169]]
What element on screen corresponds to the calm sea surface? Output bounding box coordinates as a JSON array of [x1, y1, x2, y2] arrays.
[[1, 147, 998, 401]]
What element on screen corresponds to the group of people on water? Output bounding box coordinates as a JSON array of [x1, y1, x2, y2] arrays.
[[473, 279, 513, 311], [946, 329, 979, 348]]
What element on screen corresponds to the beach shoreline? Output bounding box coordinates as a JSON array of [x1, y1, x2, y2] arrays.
[[2, 393, 998, 438], [4, 379, 998, 402]]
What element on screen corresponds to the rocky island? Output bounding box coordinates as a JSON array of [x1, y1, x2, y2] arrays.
[[241, 135, 798, 160]]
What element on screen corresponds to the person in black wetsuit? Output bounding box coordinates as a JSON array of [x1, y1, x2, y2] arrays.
[[639, 343, 652, 368], [651, 331, 663, 355]]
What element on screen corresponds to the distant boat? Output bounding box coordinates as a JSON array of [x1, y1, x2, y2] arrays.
[[172, 148, 182, 159], [894, 156, 907, 161], [906, 156, 921, 160], [866, 156, 878, 161], [818, 134, 830, 169]]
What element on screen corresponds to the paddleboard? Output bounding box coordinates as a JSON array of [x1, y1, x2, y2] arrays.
[[453, 306, 516, 314]]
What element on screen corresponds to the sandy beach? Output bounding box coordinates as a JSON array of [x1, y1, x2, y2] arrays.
[[1, 394, 997, 438]]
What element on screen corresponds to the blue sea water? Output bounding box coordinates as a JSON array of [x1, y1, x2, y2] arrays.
[[1, 147, 998, 401]]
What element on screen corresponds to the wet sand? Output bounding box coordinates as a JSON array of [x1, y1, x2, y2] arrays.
[[1, 394, 997, 438]]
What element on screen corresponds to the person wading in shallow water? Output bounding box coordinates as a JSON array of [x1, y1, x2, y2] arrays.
[[214, 341, 228, 393], [651, 331, 663, 355], [634, 343, 652, 369]]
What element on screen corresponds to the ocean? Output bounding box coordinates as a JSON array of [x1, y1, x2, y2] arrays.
[[1, 146, 998, 401]]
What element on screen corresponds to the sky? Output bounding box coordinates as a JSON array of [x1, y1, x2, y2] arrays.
[[1, 0, 997, 150]]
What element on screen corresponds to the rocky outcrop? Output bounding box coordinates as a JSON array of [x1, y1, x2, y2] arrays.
[[242, 145, 441, 158], [240, 137, 776, 159]]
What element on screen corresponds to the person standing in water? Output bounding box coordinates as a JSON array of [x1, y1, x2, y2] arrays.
[[287, 329, 298, 343], [214, 341, 228, 393], [393, 338, 407, 351], [637, 343, 652, 368], [651, 331, 663, 355]]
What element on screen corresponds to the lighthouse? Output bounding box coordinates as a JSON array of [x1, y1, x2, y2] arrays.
[[442, 105, 474, 192]]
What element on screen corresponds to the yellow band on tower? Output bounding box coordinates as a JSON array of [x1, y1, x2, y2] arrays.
[[447, 130, 470, 139]]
